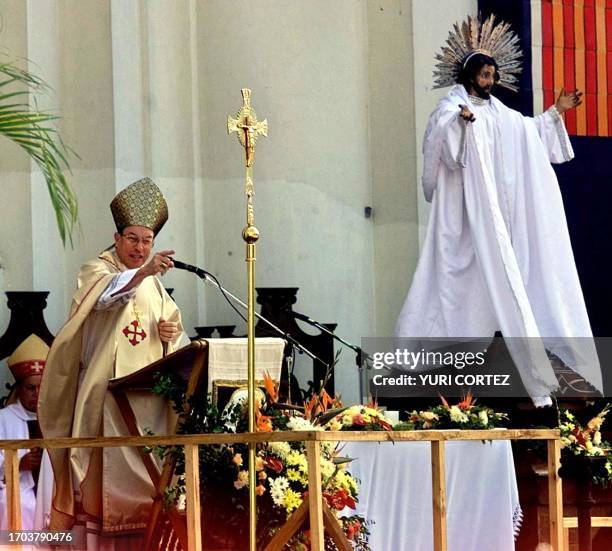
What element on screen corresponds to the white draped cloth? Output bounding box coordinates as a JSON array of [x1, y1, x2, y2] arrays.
[[206, 337, 285, 392], [345, 440, 521, 551], [395, 85, 602, 401], [0, 400, 52, 531]]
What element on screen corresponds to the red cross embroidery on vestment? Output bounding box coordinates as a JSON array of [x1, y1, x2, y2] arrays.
[[122, 319, 147, 346], [31, 361, 44, 373]]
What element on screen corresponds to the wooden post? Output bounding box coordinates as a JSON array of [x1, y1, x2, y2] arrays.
[[4, 449, 22, 532], [185, 444, 202, 551], [431, 441, 447, 551], [306, 440, 325, 551], [547, 439, 564, 550]]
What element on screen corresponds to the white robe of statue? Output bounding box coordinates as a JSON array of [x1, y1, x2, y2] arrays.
[[0, 400, 52, 531], [395, 84, 602, 401]]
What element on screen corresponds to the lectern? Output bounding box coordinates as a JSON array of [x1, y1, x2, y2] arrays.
[[108, 339, 209, 550]]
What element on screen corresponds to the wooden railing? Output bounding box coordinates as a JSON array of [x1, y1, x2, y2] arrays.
[[0, 428, 563, 551]]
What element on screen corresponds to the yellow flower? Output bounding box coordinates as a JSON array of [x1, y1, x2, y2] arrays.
[[334, 470, 359, 494], [327, 419, 342, 431], [321, 459, 336, 480], [284, 489, 303, 513], [287, 468, 301, 482]]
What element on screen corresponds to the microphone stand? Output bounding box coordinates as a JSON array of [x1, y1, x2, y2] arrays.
[[183, 266, 331, 370], [293, 311, 371, 404]]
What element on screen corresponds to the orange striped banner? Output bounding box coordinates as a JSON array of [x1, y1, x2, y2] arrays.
[[574, 0, 588, 134], [596, 0, 608, 135], [539, 0, 611, 136]]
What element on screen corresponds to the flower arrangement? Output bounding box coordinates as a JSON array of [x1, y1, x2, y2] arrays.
[[325, 404, 394, 432], [153, 371, 371, 550], [399, 393, 508, 430], [559, 404, 612, 486]]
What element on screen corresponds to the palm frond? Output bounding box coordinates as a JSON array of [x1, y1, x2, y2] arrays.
[[0, 60, 78, 245]]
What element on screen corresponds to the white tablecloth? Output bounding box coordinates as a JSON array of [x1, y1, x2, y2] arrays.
[[344, 440, 521, 551], [206, 337, 285, 392]]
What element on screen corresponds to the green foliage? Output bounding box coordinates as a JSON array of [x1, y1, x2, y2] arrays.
[[0, 60, 78, 245]]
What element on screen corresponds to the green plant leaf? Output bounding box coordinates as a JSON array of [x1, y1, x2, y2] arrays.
[[0, 60, 78, 245]]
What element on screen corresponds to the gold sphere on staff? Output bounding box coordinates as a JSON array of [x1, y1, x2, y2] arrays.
[[242, 225, 260, 243]]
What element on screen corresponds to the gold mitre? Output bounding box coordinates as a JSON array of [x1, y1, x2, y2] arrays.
[[7, 334, 49, 381], [110, 177, 168, 235]]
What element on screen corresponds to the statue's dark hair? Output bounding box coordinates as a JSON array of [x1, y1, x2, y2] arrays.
[[457, 53, 500, 88]]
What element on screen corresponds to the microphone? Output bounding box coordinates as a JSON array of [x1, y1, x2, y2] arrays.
[[292, 311, 314, 324], [170, 259, 208, 279]]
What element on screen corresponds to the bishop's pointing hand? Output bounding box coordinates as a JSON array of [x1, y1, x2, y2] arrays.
[[143, 250, 175, 277]]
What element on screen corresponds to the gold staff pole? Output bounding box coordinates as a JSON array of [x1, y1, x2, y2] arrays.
[[227, 88, 268, 551]]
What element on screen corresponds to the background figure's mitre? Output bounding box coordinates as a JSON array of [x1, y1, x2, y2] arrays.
[[7, 334, 49, 381], [110, 177, 169, 235], [432, 14, 523, 92]]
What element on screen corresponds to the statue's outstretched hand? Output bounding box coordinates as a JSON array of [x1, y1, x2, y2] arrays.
[[459, 104, 476, 123], [555, 88, 583, 114]]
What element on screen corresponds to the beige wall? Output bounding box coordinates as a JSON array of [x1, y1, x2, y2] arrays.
[[0, 0, 475, 402]]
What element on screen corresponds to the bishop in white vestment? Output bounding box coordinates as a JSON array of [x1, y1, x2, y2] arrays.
[[38, 179, 185, 538], [0, 334, 52, 531]]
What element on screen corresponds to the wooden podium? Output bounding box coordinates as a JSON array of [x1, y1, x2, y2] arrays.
[[108, 339, 209, 550]]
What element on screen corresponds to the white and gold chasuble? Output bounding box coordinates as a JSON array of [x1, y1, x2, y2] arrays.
[[39, 250, 183, 533]]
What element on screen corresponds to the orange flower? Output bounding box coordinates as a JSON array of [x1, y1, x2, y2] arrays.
[[320, 389, 334, 412], [458, 391, 475, 410], [304, 394, 318, 420], [257, 412, 273, 432], [263, 371, 278, 402], [366, 396, 378, 409]]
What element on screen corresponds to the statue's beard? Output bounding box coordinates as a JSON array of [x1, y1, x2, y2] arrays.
[[472, 81, 493, 99]]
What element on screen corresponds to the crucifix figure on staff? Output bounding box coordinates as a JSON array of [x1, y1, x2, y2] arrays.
[[228, 88, 268, 551]]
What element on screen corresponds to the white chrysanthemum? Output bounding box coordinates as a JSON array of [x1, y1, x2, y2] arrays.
[[287, 416, 319, 431], [269, 476, 290, 507], [420, 411, 439, 422], [449, 406, 469, 424], [478, 410, 489, 427]]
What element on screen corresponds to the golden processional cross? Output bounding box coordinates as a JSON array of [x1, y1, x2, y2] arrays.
[[227, 88, 268, 551]]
